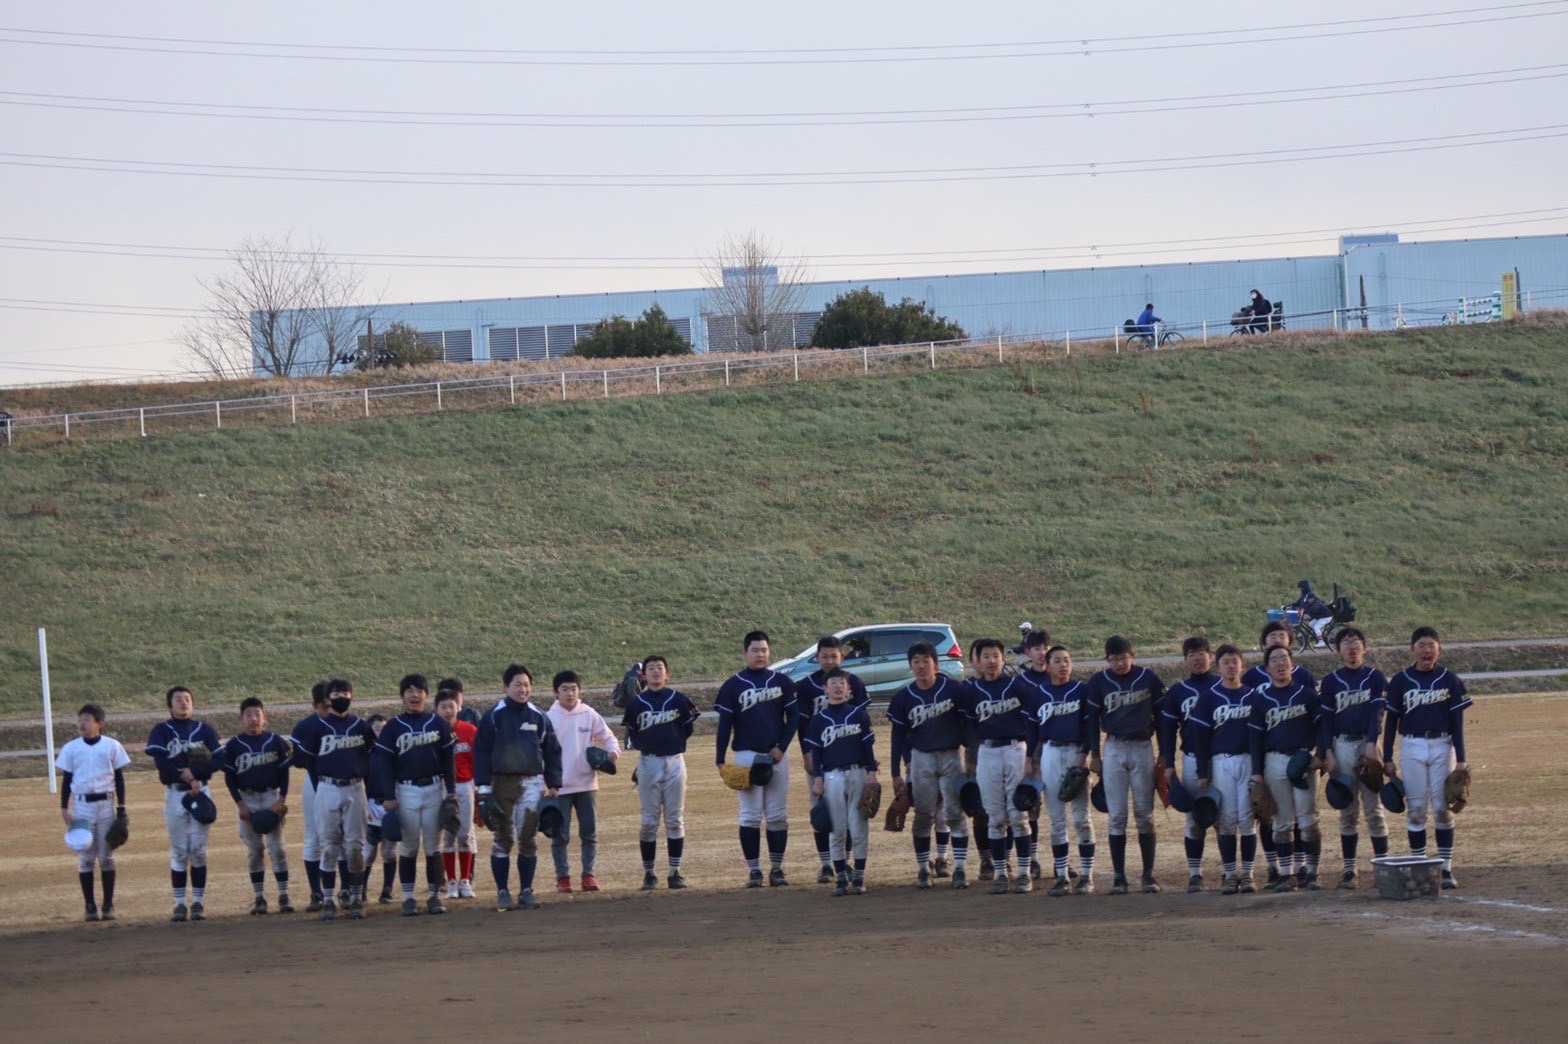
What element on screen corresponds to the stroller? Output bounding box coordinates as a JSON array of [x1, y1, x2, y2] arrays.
[[1267, 581, 1356, 651]]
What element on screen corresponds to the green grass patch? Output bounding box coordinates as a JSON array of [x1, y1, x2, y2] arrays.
[[2, 322, 1565, 715]]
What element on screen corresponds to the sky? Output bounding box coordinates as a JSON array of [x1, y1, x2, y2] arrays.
[[3, 0, 1567, 385]]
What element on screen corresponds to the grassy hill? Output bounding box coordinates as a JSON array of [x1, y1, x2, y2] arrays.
[[2, 319, 1565, 715]]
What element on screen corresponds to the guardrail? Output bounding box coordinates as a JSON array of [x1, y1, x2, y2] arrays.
[[1, 292, 1549, 449]]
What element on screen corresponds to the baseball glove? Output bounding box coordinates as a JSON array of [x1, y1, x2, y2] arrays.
[[858, 779, 883, 818], [478, 792, 505, 831], [186, 745, 211, 765], [1058, 765, 1091, 802], [1444, 766, 1472, 814], [1154, 762, 1172, 810], [720, 763, 752, 791], [106, 809, 130, 849], [884, 789, 911, 832], [473, 801, 487, 830], [1248, 779, 1277, 821], [892, 777, 909, 804], [439, 794, 461, 835], [1355, 755, 1385, 794], [270, 801, 288, 820]]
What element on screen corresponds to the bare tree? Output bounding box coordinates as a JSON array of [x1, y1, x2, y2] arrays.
[[177, 234, 379, 378], [700, 231, 811, 353]]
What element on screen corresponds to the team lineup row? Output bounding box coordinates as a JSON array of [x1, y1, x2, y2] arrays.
[[53, 621, 1470, 921]]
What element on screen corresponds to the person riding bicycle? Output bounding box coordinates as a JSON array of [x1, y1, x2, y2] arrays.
[[1248, 290, 1273, 333], [1136, 303, 1161, 338], [1289, 580, 1334, 645]]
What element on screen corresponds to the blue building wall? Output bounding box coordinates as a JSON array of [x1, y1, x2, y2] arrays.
[[264, 233, 1568, 374]]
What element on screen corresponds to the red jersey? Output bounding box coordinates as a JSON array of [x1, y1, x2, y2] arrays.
[[452, 719, 478, 783]]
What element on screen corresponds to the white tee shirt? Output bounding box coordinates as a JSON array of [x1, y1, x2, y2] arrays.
[[57, 735, 131, 796]]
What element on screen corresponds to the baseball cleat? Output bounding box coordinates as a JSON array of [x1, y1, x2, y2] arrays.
[[1266, 867, 1282, 887], [1014, 874, 1034, 894], [84, 905, 100, 923], [427, 895, 446, 915], [101, 904, 116, 921], [378, 890, 393, 905], [1274, 876, 1296, 893], [1304, 872, 1322, 891], [307, 893, 324, 912], [917, 869, 932, 890], [580, 874, 601, 893], [496, 888, 513, 911], [641, 872, 659, 891], [817, 866, 835, 884], [556, 876, 573, 894], [319, 898, 337, 921], [1187, 875, 1203, 894], [446, 880, 460, 900], [514, 888, 539, 910], [277, 895, 293, 914], [1049, 876, 1071, 897], [851, 880, 867, 895], [1073, 875, 1094, 895], [458, 880, 475, 899], [977, 860, 995, 881], [1241, 876, 1257, 894], [349, 897, 365, 920], [401, 897, 419, 917], [833, 877, 849, 897], [932, 857, 951, 878], [746, 870, 764, 888], [1221, 874, 1239, 895], [769, 867, 789, 887], [251, 895, 269, 916], [1337, 870, 1357, 890], [991, 873, 1011, 895], [1441, 871, 1458, 890], [1142, 877, 1161, 895], [338, 889, 351, 907], [170, 903, 187, 923], [951, 868, 968, 890], [1110, 877, 1129, 895], [667, 871, 689, 890], [190, 902, 205, 922]]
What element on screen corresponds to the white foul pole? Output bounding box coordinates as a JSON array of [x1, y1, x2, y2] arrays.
[[40, 628, 57, 793]]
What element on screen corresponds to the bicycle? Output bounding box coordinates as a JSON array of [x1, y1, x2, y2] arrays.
[[1122, 321, 1184, 350]]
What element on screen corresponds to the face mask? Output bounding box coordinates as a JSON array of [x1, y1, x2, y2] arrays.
[[329, 696, 352, 714]]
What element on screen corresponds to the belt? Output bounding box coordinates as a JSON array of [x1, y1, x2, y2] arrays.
[[82, 792, 110, 802], [1405, 731, 1450, 740], [1107, 732, 1152, 743], [1267, 747, 1309, 756], [239, 787, 274, 795], [912, 746, 960, 754], [1336, 733, 1370, 742], [398, 777, 437, 786], [325, 777, 362, 786], [982, 738, 1024, 748], [1044, 740, 1079, 748]]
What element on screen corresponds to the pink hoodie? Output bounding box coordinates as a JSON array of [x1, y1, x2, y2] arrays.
[[546, 699, 621, 794]]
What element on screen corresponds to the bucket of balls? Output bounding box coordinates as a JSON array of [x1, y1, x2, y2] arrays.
[[1371, 855, 1442, 899]]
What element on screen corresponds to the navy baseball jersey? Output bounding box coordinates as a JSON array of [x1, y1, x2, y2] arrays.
[[1190, 681, 1256, 765], [289, 714, 327, 782], [713, 668, 799, 763], [802, 702, 877, 774], [959, 675, 1038, 745], [372, 712, 456, 796], [794, 669, 869, 722], [146, 718, 223, 786], [1085, 665, 1166, 754], [220, 732, 293, 800], [1249, 681, 1324, 774], [1385, 666, 1471, 761], [1027, 677, 1089, 749], [1318, 665, 1388, 741], [302, 714, 375, 782], [622, 688, 699, 757], [885, 676, 966, 771], [1244, 663, 1316, 692], [1159, 673, 1216, 766]]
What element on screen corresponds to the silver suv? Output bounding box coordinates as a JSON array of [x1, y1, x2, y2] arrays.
[[770, 623, 966, 697]]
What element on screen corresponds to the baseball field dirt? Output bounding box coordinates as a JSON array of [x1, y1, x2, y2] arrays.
[[2, 691, 1563, 1041]]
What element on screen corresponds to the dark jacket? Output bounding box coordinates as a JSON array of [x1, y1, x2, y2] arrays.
[[473, 698, 563, 789]]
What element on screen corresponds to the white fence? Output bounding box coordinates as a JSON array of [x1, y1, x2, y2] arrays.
[[0, 293, 1548, 449]]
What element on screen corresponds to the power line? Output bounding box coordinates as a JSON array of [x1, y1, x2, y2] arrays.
[[0, 3, 1562, 65], [2, 64, 1564, 128]]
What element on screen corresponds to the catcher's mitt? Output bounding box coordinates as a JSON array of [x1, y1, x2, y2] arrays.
[[719, 763, 752, 791], [438, 794, 461, 835], [106, 809, 130, 849], [1355, 755, 1385, 794], [1444, 766, 1472, 814], [858, 779, 883, 818], [884, 789, 911, 832], [1248, 779, 1277, 821], [1154, 761, 1172, 809], [1058, 765, 1090, 802]]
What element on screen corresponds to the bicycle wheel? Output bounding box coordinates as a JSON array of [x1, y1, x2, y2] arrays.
[[1293, 624, 1313, 653], [1161, 331, 1185, 346]]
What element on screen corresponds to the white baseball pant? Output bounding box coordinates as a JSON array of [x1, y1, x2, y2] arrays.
[[236, 788, 288, 876], [1333, 736, 1387, 838], [441, 780, 477, 853], [636, 753, 688, 842], [909, 748, 968, 838], [300, 775, 320, 863], [162, 784, 212, 871], [1399, 736, 1457, 831], [316, 779, 367, 875], [823, 767, 870, 862], [735, 752, 789, 831], [1041, 744, 1094, 846], [1264, 752, 1319, 844], [395, 781, 444, 859], [73, 795, 117, 872], [1209, 753, 1255, 836], [1103, 736, 1155, 836], [978, 741, 1028, 837]]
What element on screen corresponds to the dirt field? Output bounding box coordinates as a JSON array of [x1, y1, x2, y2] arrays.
[[3, 693, 1564, 1041]]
